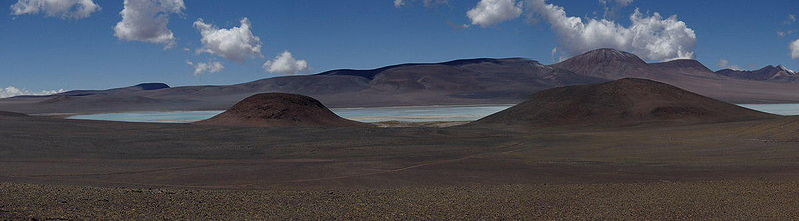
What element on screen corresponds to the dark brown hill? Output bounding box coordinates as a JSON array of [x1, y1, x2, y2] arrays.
[[470, 78, 776, 128], [196, 93, 368, 127]]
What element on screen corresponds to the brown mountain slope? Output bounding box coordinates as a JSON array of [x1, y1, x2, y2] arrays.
[[470, 78, 776, 128], [552, 48, 719, 80], [196, 93, 369, 127], [551, 48, 650, 79], [553, 49, 799, 104]]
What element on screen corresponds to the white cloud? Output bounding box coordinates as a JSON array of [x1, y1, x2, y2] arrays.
[[187, 61, 224, 76], [263, 51, 309, 75], [787, 14, 797, 24], [10, 0, 100, 19], [599, 0, 633, 7], [717, 59, 741, 71], [778, 30, 795, 38], [791, 39, 799, 59], [528, 0, 696, 61], [599, 0, 633, 19], [0, 86, 65, 98], [114, 0, 185, 48], [194, 18, 263, 62], [467, 0, 523, 27], [393, 0, 447, 8]]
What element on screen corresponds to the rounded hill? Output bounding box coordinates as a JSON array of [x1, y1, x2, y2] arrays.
[[196, 93, 369, 127], [470, 78, 776, 128]]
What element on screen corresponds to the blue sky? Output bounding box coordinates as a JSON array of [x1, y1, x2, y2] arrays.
[[1, 0, 798, 94]]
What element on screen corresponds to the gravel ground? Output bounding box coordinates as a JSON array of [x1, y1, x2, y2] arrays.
[[2, 180, 799, 220]]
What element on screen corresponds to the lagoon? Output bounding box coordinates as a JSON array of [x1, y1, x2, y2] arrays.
[[738, 104, 799, 116], [67, 105, 515, 123], [66, 104, 799, 124]]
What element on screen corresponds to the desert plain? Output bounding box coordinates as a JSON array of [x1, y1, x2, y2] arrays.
[[2, 107, 799, 219]]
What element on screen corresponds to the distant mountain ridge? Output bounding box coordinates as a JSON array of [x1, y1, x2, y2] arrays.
[[315, 58, 516, 80], [650, 59, 713, 74], [37, 83, 171, 98], [2, 48, 799, 114], [716, 65, 798, 81]]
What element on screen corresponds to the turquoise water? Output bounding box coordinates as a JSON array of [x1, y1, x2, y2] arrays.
[[68, 111, 225, 123], [67, 105, 515, 123], [66, 104, 799, 124], [738, 104, 799, 116]]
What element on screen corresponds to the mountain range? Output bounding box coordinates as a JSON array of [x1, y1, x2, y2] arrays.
[[2, 48, 799, 114], [716, 65, 798, 81]]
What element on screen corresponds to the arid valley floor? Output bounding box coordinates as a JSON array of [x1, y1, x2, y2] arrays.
[[3, 112, 799, 219]]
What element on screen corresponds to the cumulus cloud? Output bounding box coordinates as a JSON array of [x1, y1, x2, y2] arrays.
[[114, 0, 185, 48], [186, 61, 224, 75], [791, 39, 799, 59], [393, 0, 447, 8], [10, 0, 100, 19], [0, 86, 65, 98], [717, 59, 741, 71], [263, 51, 309, 75], [529, 0, 696, 61], [467, 0, 523, 27], [194, 18, 263, 62]]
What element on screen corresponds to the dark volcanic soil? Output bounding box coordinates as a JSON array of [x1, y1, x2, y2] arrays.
[[2, 115, 799, 219], [4, 180, 799, 220], [196, 93, 368, 127], [471, 78, 777, 128], [0, 111, 28, 118]]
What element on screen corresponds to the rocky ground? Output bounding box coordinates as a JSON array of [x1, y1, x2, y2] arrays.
[[2, 180, 799, 220]]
